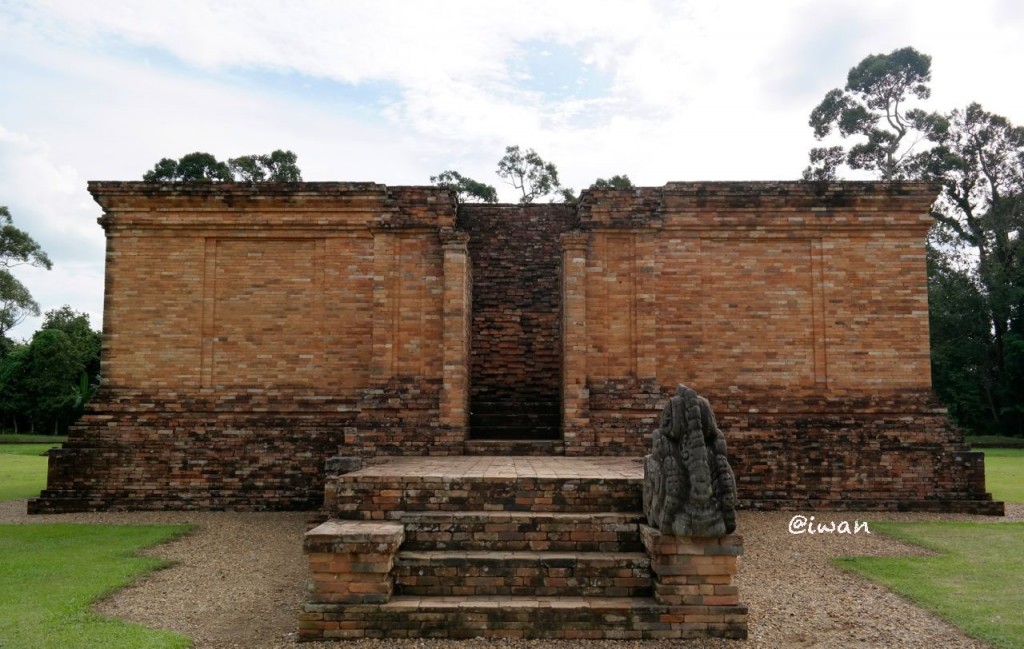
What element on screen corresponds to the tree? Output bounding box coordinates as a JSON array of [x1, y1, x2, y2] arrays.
[[0, 307, 101, 434], [805, 47, 1024, 436], [927, 246, 995, 433], [592, 175, 635, 189], [143, 152, 233, 182], [0, 206, 52, 337], [228, 149, 303, 183], [915, 103, 1024, 435], [804, 47, 945, 181], [496, 145, 566, 203], [40, 306, 102, 383], [430, 170, 498, 203], [22, 329, 83, 435], [145, 150, 302, 183], [0, 342, 29, 432]]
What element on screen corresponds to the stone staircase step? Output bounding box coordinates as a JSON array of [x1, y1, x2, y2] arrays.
[[394, 550, 651, 597], [398, 510, 643, 551], [300, 596, 747, 640]]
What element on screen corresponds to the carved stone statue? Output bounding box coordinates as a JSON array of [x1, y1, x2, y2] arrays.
[[643, 384, 737, 536]]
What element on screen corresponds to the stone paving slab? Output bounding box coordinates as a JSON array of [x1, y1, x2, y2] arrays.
[[352, 456, 645, 480]]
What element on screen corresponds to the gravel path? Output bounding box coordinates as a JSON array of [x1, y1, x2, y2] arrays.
[[2, 500, 1020, 649]]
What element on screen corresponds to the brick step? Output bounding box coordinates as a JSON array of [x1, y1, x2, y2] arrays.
[[331, 462, 642, 519], [398, 511, 643, 551], [299, 596, 748, 640], [394, 550, 651, 597], [463, 439, 565, 455]]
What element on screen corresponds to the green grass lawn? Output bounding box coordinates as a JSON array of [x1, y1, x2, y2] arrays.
[[837, 522, 1024, 649], [0, 443, 59, 502], [983, 449, 1024, 504], [967, 434, 1024, 449], [0, 434, 67, 444], [0, 524, 193, 649]]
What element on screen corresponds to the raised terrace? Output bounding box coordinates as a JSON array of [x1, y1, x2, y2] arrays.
[[31, 180, 1001, 515]]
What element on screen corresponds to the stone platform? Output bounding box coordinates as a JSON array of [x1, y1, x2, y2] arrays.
[[326, 456, 645, 518], [303, 456, 747, 641]]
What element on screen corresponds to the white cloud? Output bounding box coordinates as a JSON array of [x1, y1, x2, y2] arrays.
[[1, 0, 1023, 338], [0, 124, 103, 340]]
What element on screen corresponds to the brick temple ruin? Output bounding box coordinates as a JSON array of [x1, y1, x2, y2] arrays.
[[31, 180, 1001, 515]]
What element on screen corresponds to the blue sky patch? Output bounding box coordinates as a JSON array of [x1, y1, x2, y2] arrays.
[[508, 40, 612, 103]]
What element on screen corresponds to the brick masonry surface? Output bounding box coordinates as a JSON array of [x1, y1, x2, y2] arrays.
[[31, 181, 1001, 514], [302, 461, 747, 641], [459, 204, 574, 439]]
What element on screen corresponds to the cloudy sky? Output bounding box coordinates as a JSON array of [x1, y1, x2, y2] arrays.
[[1, 0, 1022, 340]]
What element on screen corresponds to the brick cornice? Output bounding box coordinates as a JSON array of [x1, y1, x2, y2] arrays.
[[577, 181, 939, 232], [89, 181, 457, 231]]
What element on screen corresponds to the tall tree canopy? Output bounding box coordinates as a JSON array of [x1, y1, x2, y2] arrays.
[[806, 48, 1024, 436], [0, 206, 52, 337], [496, 145, 567, 203], [591, 175, 635, 190], [40, 306, 102, 382], [431, 146, 574, 204], [0, 306, 101, 434], [916, 104, 1024, 436], [143, 152, 232, 182], [804, 46, 946, 181], [228, 149, 303, 182], [143, 150, 302, 183], [430, 170, 498, 203]]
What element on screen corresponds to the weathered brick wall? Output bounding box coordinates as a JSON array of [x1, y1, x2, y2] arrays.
[[31, 181, 999, 514], [31, 183, 463, 513], [459, 204, 575, 439], [561, 182, 998, 513]]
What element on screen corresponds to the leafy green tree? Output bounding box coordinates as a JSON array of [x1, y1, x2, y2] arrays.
[[146, 150, 302, 183], [143, 152, 232, 182], [23, 329, 83, 435], [804, 46, 946, 181], [0, 342, 29, 432], [142, 157, 179, 182], [592, 175, 635, 189], [915, 104, 1024, 435], [0, 206, 53, 337], [228, 149, 303, 183], [807, 47, 1024, 436], [0, 307, 101, 433], [430, 170, 498, 203], [927, 246, 995, 432], [40, 306, 101, 382], [496, 145, 566, 203]]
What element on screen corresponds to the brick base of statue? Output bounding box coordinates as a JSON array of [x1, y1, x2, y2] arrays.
[[640, 526, 748, 638]]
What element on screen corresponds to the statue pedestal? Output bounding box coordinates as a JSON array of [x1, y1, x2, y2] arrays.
[[640, 525, 748, 640]]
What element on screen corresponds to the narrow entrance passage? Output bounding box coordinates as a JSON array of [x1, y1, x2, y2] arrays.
[[459, 204, 575, 440]]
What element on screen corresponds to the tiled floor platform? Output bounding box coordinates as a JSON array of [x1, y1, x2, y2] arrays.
[[328, 456, 645, 518], [351, 455, 645, 480]]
